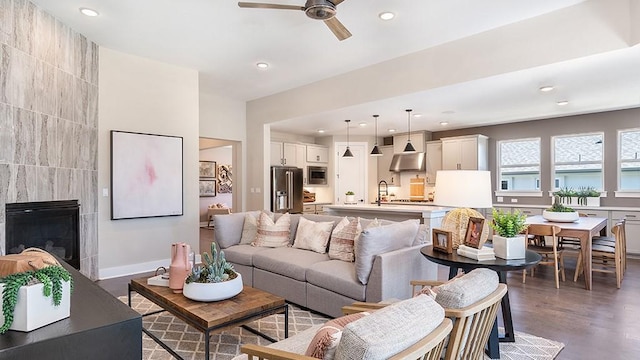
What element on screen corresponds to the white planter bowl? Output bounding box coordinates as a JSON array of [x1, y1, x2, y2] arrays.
[[183, 273, 243, 302], [492, 235, 526, 260], [542, 210, 579, 223]]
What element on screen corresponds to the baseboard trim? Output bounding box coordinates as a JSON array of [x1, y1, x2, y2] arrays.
[[98, 255, 202, 280]]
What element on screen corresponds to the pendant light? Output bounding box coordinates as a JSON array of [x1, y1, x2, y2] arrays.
[[370, 115, 383, 156], [343, 119, 354, 157], [403, 109, 416, 153]]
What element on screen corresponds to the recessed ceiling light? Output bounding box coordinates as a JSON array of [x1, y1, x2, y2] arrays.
[[256, 62, 269, 69], [539, 86, 554, 92], [317, 129, 325, 133], [379, 12, 395, 20], [557, 100, 569, 106], [413, 114, 422, 118], [359, 122, 366, 127], [388, 128, 396, 133], [440, 121, 449, 126], [79, 8, 99, 17]]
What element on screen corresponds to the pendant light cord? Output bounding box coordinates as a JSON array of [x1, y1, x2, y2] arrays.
[[406, 109, 412, 142]]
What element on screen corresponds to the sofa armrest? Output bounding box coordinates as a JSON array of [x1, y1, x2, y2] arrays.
[[365, 245, 438, 302], [241, 344, 316, 360]]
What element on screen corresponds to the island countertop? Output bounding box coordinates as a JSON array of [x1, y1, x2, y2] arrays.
[[324, 204, 451, 215]]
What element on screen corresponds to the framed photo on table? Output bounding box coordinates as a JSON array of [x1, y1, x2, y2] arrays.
[[464, 217, 486, 249], [432, 229, 453, 254]]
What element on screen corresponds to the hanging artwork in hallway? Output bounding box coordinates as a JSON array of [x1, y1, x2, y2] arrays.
[[218, 164, 232, 193]]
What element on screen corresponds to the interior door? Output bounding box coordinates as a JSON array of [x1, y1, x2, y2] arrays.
[[335, 143, 367, 204]]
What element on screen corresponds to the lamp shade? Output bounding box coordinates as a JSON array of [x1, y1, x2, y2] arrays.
[[433, 170, 493, 208]]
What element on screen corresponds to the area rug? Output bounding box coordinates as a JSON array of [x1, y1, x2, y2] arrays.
[[119, 294, 564, 360]]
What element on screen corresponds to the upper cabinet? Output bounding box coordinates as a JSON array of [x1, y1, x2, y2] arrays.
[[271, 142, 306, 168], [441, 134, 489, 170], [392, 132, 425, 154], [425, 141, 442, 184], [306, 145, 329, 163], [377, 145, 401, 186]]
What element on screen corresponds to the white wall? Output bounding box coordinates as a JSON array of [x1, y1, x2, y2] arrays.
[[199, 146, 233, 222], [98, 48, 200, 278]]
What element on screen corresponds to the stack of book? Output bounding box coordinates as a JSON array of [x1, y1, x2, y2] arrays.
[[457, 245, 496, 261]]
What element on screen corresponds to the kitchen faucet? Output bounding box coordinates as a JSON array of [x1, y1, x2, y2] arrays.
[[377, 180, 388, 206]]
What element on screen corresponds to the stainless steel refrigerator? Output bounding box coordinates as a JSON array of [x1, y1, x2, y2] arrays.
[[271, 166, 303, 214]]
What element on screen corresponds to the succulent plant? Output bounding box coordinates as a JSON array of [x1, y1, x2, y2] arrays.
[[185, 243, 236, 284], [547, 196, 575, 212]]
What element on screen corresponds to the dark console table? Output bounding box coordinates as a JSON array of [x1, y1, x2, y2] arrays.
[[0, 261, 142, 359]]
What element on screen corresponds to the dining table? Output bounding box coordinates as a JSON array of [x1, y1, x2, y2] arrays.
[[525, 215, 608, 290]]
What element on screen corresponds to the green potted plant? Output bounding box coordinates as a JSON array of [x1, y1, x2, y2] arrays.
[[543, 196, 578, 222], [552, 187, 577, 205], [490, 209, 528, 259], [0, 265, 73, 333], [345, 191, 356, 204], [575, 186, 601, 206], [182, 243, 242, 302]]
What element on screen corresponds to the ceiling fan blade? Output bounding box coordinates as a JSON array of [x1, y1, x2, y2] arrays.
[[324, 17, 352, 41], [332, 0, 346, 5], [238, 2, 304, 10]]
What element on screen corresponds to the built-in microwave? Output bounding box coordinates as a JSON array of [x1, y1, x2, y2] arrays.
[[307, 166, 328, 185]]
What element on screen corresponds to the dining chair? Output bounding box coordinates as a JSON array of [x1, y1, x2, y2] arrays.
[[523, 224, 565, 288], [590, 219, 627, 277], [558, 212, 589, 250], [574, 220, 625, 288]]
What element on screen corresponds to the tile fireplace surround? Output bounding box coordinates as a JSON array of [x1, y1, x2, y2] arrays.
[[0, 0, 99, 279]]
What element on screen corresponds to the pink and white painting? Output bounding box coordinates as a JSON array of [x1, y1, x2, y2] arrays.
[[111, 131, 183, 219]]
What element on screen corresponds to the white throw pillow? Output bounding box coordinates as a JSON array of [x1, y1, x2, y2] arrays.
[[240, 211, 273, 245], [293, 217, 334, 254], [355, 219, 420, 285], [253, 212, 291, 247], [328, 217, 362, 262]]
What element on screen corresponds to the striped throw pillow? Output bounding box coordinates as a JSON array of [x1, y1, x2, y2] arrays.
[[253, 212, 291, 247]]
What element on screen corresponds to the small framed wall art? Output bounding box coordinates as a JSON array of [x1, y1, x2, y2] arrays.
[[199, 180, 217, 197], [432, 229, 453, 254], [199, 161, 216, 178], [464, 217, 486, 249]]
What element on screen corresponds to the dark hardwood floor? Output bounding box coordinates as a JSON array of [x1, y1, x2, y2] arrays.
[[97, 228, 640, 359]]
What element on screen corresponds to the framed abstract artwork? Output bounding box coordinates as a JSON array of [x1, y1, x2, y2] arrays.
[[110, 130, 183, 220], [217, 164, 232, 193]]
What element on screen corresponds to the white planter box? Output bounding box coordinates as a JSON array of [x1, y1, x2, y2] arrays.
[[0, 280, 71, 332], [492, 235, 526, 260], [558, 197, 600, 207]]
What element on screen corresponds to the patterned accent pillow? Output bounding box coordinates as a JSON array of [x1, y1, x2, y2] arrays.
[[293, 217, 335, 254], [253, 212, 291, 247], [305, 312, 370, 359], [328, 217, 362, 262], [240, 211, 273, 245]]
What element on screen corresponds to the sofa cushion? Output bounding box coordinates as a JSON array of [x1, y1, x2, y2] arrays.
[[305, 312, 370, 359], [328, 217, 362, 262], [432, 268, 499, 309], [293, 217, 334, 254], [214, 212, 246, 249], [334, 294, 445, 360], [254, 212, 291, 247], [223, 244, 270, 266], [355, 219, 420, 285], [240, 211, 273, 245], [307, 260, 365, 301], [412, 224, 430, 246], [253, 247, 330, 281]]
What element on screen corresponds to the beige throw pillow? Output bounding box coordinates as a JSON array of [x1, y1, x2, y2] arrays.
[[293, 217, 334, 254], [305, 312, 370, 359], [328, 217, 362, 262], [253, 212, 291, 247], [240, 211, 273, 245]]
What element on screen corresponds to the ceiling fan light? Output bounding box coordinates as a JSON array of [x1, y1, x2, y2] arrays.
[[379, 12, 395, 20], [370, 145, 383, 156], [305, 1, 336, 20], [343, 147, 354, 157], [403, 141, 416, 153]]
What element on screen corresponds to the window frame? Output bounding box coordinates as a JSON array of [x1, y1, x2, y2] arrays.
[[551, 131, 605, 193], [495, 137, 542, 197], [615, 128, 640, 198]]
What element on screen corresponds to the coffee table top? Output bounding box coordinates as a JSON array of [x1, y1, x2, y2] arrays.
[[130, 277, 286, 331]]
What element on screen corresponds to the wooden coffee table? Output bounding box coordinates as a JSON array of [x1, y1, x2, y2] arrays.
[[128, 277, 288, 360]]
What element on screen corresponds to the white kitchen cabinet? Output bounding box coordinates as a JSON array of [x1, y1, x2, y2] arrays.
[[306, 145, 329, 163], [377, 145, 400, 186], [425, 141, 442, 184], [441, 134, 488, 170], [271, 142, 305, 167], [612, 210, 640, 255], [393, 132, 425, 154]]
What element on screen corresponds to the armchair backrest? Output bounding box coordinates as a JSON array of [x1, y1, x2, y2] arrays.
[[389, 318, 452, 360]]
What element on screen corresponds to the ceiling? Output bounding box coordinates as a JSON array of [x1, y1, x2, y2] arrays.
[[32, 0, 640, 136]]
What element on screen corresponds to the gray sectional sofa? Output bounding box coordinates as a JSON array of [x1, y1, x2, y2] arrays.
[[214, 212, 437, 318]]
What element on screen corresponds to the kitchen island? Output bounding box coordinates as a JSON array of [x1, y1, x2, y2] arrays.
[[324, 204, 451, 242]]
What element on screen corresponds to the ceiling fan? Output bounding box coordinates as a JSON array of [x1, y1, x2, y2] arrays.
[[238, 0, 352, 41]]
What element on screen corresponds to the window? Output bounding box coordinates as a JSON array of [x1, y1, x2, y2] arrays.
[[498, 138, 540, 192], [552, 133, 603, 191], [619, 128, 640, 191]]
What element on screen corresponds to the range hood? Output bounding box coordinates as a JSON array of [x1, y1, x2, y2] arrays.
[[389, 152, 426, 172]]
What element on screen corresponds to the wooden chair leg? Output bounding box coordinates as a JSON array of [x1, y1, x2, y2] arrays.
[[560, 253, 566, 282], [574, 252, 583, 282], [522, 269, 527, 283], [554, 258, 560, 289]]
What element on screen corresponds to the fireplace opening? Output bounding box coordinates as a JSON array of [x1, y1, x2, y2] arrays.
[[5, 200, 80, 269]]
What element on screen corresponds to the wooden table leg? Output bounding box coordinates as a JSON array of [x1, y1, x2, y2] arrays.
[[579, 233, 592, 290]]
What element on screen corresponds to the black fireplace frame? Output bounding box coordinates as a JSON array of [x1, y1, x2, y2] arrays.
[[5, 200, 80, 270]]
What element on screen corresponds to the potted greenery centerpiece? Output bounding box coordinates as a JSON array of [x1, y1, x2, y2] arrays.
[[490, 209, 528, 259], [345, 191, 356, 204], [0, 263, 72, 333], [543, 196, 579, 222], [182, 243, 242, 302]]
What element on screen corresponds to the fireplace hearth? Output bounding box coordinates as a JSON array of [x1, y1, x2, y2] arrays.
[[5, 200, 80, 269]]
